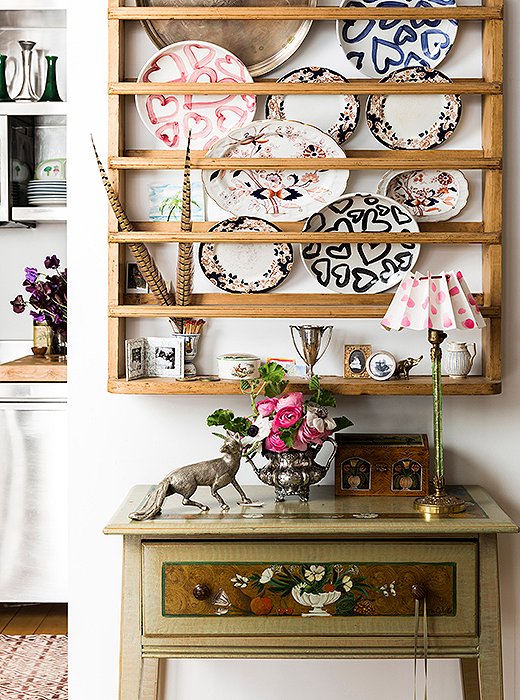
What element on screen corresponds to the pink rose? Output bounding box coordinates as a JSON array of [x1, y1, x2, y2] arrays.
[[277, 392, 304, 410], [264, 429, 289, 453], [273, 404, 302, 429], [293, 421, 332, 451], [257, 397, 278, 417]]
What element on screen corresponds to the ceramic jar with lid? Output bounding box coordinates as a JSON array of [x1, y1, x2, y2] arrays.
[[217, 354, 261, 380], [444, 342, 476, 379]]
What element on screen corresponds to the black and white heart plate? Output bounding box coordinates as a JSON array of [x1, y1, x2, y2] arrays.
[[301, 192, 420, 294]]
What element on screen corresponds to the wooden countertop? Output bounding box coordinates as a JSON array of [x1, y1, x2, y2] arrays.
[[0, 355, 67, 382]]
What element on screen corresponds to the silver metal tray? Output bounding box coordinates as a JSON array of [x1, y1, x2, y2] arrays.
[[136, 0, 316, 77]]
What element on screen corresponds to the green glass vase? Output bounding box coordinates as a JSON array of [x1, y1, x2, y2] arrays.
[[0, 55, 12, 102], [39, 55, 62, 102]]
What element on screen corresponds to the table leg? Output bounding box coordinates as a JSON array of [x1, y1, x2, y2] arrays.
[[477, 534, 504, 700], [140, 658, 160, 700], [460, 658, 480, 700], [119, 537, 144, 700]]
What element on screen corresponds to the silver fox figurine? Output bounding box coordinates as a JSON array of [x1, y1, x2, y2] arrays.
[[129, 434, 252, 520]]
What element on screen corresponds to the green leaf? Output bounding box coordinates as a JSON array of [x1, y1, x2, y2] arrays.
[[259, 362, 286, 384], [212, 432, 227, 440], [240, 380, 252, 392], [333, 416, 353, 432], [264, 380, 288, 398], [228, 416, 251, 436], [207, 409, 235, 427], [308, 374, 321, 392], [315, 389, 337, 407]]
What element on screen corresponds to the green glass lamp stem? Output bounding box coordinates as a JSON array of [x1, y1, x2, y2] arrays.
[[40, 55, 62, 102], [0, 55, 12, 101], [431, 337, 444, 480]]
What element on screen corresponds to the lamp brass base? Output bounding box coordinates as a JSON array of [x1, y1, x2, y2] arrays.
[[414, 475, 466, 515]]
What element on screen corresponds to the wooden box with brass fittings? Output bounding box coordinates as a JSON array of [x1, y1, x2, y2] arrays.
[[335, 433, 429, 497]]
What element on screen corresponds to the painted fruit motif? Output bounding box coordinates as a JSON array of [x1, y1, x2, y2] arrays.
[[399, 475, 413, 490], [250, 596, 274, 616], [348, 475, 361, 489]]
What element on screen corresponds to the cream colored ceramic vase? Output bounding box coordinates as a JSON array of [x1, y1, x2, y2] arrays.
[[444, 341, 476, 379]]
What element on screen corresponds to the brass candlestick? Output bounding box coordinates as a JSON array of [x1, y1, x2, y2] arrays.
[[414, 328, 466, 515]]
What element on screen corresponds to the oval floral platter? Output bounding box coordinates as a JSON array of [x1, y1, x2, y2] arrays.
[[301, 192, 420, 294], [336, 0, 458, 79], [366, 67, 462, 150], [202, 119, 350, 222], [135, 0, 317, 78], [135, 40, 256, 150], [377, 169, 469, 222], [265, 66, 360, 146], [199, 217, 294, 293]]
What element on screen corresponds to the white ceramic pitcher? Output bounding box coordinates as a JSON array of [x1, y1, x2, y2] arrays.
[[444, 341, 476, 379]]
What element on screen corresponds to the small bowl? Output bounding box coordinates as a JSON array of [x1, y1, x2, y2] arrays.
[[217, 353, 261, 380], [31, 346, 47, 357]]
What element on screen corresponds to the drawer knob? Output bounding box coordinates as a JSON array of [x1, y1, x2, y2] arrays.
[[193, 584, 211, 601], [411, 583, 427, 601]]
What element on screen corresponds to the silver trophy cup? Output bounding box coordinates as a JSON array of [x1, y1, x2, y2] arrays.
[[290, 325, 333, 377]]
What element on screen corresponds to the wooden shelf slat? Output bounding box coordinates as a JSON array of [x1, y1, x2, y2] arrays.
[[110, 298, 498, 320], [110, 150, 501, 171], [108, 375, 502, 397], [0, 355, 67, 382], [111, 80, 501, 96], [110, 219, 497, 244], [108, 6, 502, 21]]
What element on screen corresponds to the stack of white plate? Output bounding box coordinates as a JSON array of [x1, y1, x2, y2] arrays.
[[27, 180, 67, 206]]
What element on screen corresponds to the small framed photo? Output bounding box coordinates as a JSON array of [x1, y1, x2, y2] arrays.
[[126, 262, 149, 294], [125, 337, 184, 380], [344, 345, 372, 379], [366, 350, 397, 381]]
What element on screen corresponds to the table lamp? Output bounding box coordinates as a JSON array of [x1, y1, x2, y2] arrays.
[[381, 270, 486, 515]]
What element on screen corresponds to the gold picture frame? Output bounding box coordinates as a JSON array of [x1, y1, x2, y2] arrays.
[[344, 344, 372, 379]]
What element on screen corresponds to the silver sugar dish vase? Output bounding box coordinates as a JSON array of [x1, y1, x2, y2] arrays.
[[253, 438, 337, 502], [290, 325, 333, 376]]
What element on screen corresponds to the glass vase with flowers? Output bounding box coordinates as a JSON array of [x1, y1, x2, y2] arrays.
[[207, 362, 352, 501], [10, 255, 67, 360]]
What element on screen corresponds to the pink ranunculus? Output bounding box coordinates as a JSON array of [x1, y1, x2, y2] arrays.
[[256, 397, 278, 417], [276, 392, 304, 410], [264, 429, 289, 453], [294, 421, 332, 451], [273, 404, 303, 429]]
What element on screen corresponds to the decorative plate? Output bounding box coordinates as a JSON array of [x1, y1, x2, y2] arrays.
[[135, 40, 256, 150], [202, 119, 349, 222], [366, 67, 462, 150], [301, 192, 420, 294], [377, 169, 469, 222], [336, 0, 458, 79], [265, 66, 360, 146], [136, 0, 317, 78], [200, 217, 293, 293]]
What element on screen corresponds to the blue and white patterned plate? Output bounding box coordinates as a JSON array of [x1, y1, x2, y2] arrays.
[[336, 0, 458, 79]]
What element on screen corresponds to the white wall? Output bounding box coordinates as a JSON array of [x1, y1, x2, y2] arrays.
[[68, 2, 520, 698]]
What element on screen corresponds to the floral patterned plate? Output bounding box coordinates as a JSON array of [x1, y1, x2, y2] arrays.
[[199, 216, 293, 293], [135, 40, 256, 150], [336, 0, 458, 79], [202, 119, 349, 222], [366, 67, 462, 150], [265, 66, 360, 146], [377, 169, 469, 222], [301, 192, 420, 294]]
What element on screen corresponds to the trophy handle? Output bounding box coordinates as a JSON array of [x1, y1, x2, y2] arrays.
[[290, 325, 307, 364], [316, 326, 333, 364]]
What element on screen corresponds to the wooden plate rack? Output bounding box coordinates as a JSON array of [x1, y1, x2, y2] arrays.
[[107, 0, 503, 396]]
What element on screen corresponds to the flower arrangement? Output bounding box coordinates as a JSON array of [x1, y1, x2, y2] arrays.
[[10, 255, 67, 338], [207, 361, 352, 456]]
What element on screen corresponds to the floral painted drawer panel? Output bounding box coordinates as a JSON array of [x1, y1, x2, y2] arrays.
[[162, 561, 455, 618], [142, 541, 477, 638]]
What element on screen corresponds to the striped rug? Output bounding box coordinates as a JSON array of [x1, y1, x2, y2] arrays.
[[0, 634, 67, 699]]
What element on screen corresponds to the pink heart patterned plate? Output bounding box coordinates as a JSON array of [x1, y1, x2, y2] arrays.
[[136, 40, 257, 150]]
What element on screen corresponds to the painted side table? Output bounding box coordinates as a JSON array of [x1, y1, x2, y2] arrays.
[[104, 485, 518, 700]]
